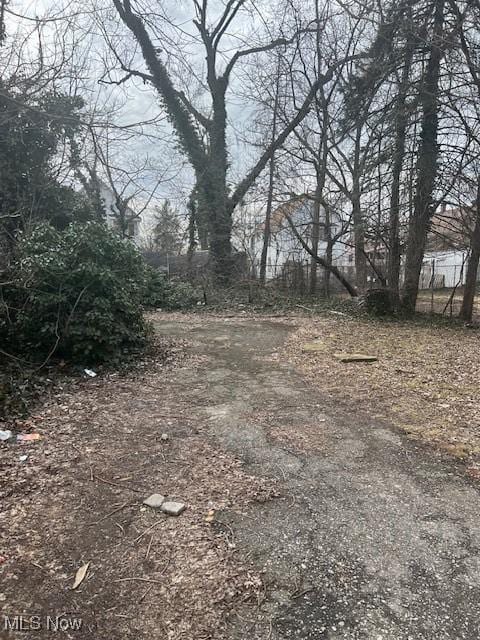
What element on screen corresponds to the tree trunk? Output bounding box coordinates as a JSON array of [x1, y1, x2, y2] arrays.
[[401, 0, 444, 313], [388, 42, 413, 307], [187, 191, 197, 277], [310, 178, 322, 294], [460, 182, 480, 321], [352, 127, 367, 291], [260, 57, 281, 285], [324, 238, 333, 297], [205, 78, 233, 279], [259, 153, 275, 284]]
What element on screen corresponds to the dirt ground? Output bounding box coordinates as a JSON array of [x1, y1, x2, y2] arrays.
[[286, 312, 480, 460], [0, 330, 274, 640], [1, 311, 480, 639]]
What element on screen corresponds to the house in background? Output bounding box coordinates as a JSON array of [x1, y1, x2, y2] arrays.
[[97, 181, 142, 246], [419, 204, 477, 289], [251, 196, 353, 290], [252, 198, 479, 292]]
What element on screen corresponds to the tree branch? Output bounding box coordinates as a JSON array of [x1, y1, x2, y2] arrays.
[[284, 213, 358, 297], [112, 0, 206, 172], [223, 38, 289, 81]]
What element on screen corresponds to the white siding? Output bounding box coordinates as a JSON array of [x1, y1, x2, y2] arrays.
[[421, 250, 468, 288]]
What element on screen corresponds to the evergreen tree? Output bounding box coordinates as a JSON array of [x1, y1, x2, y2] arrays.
[[152, 200, 183, 255]]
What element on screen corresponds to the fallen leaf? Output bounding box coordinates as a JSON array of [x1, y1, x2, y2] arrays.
[[72, 562, 90, 590]]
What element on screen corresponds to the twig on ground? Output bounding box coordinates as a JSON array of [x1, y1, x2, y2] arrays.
[[145, 535, 153, 560], [267, 616, 274, 639], [114, 577, 164, 585], [133, 520, 164, 544], [93, 474, 143, 493], [290, 587, 314, 599], [296, 304, 314, 313], [138, 584, 155, 603], [88, 501, 136, 526]]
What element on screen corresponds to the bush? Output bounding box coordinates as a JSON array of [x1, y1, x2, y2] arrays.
[[1, 222, 150, 364], [142, 265, 199, 310]]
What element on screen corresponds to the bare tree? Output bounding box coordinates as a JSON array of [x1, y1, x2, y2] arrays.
[[108, 0, 359, 279]]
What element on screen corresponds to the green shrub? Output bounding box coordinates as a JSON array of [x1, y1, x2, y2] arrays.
[[142, 265, 199, 310], [1, 222, 150, 364]]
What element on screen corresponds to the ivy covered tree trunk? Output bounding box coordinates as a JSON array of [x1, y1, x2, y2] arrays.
[[204, 77, 234, 279], [401, 0, 445, 313]]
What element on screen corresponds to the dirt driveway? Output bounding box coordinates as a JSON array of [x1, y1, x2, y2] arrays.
[[1, 313, 480, 639]]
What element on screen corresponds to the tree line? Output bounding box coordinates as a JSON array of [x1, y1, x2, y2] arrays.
[[1, 0, 480, 319]]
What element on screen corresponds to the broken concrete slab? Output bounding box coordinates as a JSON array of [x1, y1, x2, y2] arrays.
[[333, 353, 378, 363], [143, 494, 166, 508], [161, 501, 186, 516]]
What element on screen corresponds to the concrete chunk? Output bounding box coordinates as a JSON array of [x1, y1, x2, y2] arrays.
[[161, 501, 186, 516], [143, 494, 166, 508]]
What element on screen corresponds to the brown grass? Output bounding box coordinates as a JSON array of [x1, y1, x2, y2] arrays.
[[285, 315, 480, 459]]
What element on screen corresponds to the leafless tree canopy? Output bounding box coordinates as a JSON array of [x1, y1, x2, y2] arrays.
[[1, 0, 480, 312]]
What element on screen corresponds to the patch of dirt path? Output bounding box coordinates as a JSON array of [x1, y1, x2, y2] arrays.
[[2, 312, 480, 640]]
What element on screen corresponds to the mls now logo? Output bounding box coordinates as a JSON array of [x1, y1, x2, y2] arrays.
[[46, 616, 83, 632], [3, 615, 83, 632], [3, 616, 42, 632]]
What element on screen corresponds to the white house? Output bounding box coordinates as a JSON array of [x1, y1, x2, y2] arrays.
[[418, 205, 475, 289], [98, 181, 141, 246], [420, 250, 468, 289], [252, 196, 353, 284]]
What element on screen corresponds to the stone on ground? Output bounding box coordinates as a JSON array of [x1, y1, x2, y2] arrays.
[[161, 501, 186, 516], [143, 494, 166, 508]]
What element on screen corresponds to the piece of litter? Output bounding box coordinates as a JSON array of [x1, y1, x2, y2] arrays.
[[161, 501, 186, 516], [72, 562, 90, 590], [143, 494, 166, 508], [205, 509, 215, 523], [19, 455, 28, 462], [0, 430, 12, 442], [84, 369, 97, 378], [17, 433, 41, 443], [160, 433, 169, 442]]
